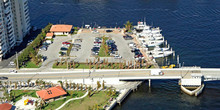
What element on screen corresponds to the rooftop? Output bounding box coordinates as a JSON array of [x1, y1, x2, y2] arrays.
[[36, 86, 67, 100], [50, 24, 73, 32], [0, 103, 12, 110], [46, 33, 54, 37]]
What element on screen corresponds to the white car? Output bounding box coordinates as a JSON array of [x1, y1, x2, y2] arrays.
[[114, 55, 122, 59], [9, 70, 17, 73], [9, 61, 15, 66]]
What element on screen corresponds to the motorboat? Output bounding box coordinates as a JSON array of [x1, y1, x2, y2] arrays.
[[148, 46, 173, 58], [151, 27, 161, 34], [154, 46, 169, 51], [147, 40, 164, 47]]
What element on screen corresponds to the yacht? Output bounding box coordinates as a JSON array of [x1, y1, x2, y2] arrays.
[[148, 46, 173, 58], [147, 40, 164, 47]]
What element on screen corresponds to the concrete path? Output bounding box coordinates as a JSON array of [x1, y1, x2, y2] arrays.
[[55, 91, 88, 110]]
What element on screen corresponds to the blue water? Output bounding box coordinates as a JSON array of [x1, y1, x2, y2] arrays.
[[28, 0, 220, 109]]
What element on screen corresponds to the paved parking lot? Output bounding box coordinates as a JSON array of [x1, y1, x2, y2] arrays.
[[70, 33, 134, 63], [39, 36, 72, 69], [38, 32, 135, 69], [70, 33, 97, 62]]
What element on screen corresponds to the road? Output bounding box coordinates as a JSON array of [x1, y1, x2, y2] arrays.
[[1, 68, 220, 81]]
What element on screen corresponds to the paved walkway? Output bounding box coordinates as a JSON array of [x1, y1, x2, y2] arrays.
[[55, 91, 88, 110]]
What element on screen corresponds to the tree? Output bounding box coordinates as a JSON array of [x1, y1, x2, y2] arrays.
[[97, 81, 101, 90], [76, 83, 79, 91], [65, 80, 68, 89], [58, 81, 63, 88], [80, 84, 83, 91], [27, 79, 31, 87], [14, 82, 17, 89], [88, 90, 91, 97], [35, 100, 38, 107], [102, 80, 105, 90], [124, 21, 133, 32], [73, 83, 76, 90]]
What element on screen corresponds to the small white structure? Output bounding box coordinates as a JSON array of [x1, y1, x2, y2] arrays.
[[151, 69, 164, 76], [50, 24, 73, 35], [181, 79, 201, 86], [45, 33, 54, 39]]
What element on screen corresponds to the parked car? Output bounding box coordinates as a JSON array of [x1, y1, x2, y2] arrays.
[[0, 76, 8, 80], [94, 37, 102, 42], [92, 51, 99, 55], [131, 48, 140, 53], [91, 47, 100, 52], [40, 46, 47, 51], [94, 43, 101, 47], [128, 42, 136, 48], [9, 70, 17, 73], [106, 30, 113, 33], [9, 61, 15, 66], [74, 39, 82, 43], [72, 48, 79, 51], [62, 42, 71, 45], [46, 40, 53, 44], [114, 55, 122, 59], [60, 47, 68, 51], [123, 35, 133, 40]]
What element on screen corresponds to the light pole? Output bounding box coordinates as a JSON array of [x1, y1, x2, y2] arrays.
[[16, 52, 19, 70]]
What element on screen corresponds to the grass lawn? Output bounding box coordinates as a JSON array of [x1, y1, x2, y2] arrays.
[[52, 63, 67, 69], [42, 91, 86, 110], [98, 37, 110, 57], [75, 63, 93, 69], [22, 61, 41, 68], [63, 91, 110, 110], [11, 90, 37, 102]]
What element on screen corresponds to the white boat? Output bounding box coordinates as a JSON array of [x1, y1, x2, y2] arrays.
[[135, 21, 150, 30], [148, 36, 164, 41], [151, 27, 161, 34], [148, 46, 173, 58], [147, 40, 164, 47], [154, 46, 169, 51]]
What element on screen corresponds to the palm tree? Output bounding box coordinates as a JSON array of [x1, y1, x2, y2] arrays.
[[58, 81, 63, 88], [35, 100, 38, 107], [14, 82, 17, 89], [102, 80, 105, 90], [27, 79, 31, 87], [124, 21, 133, 32]]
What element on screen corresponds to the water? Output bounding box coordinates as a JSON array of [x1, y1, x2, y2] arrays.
[[28, 0, 220, 109]]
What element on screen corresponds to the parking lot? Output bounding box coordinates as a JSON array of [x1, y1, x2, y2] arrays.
[[38, 31, 136, 68], [69, 33, 134, 63]]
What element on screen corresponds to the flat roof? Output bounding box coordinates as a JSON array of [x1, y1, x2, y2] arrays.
[[50, 24, 73, 32]]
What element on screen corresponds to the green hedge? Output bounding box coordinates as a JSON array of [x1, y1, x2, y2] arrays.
[[17, 23, 53, 67]]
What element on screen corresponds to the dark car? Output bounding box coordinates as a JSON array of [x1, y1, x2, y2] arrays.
[[106, 30, 113, 33], [91, 47, 100, 52], [123, 35, 133, 40], [0, 77, 8, 80], [60, 47, 68, 51], [131, 48, 140, 53], [94, 41, 102, 44], [109, 47, 118, 51], [135, 51, 142, 55]]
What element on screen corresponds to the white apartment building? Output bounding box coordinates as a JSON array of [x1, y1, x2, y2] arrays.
[[0, 0, 30, 61]]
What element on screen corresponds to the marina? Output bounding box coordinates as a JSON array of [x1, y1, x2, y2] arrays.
[[0, 0, 219, 109]]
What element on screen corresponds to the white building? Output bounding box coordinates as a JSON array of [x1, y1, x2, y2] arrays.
[[50, 24, 73, 35], [0, 0, 30, 61]]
